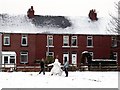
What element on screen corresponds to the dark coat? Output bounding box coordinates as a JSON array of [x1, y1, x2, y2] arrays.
[[40, 61, 45, 68]]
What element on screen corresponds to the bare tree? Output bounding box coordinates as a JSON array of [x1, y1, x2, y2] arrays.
[[107, 1, 120, 44], [107, 1, 120, 34]]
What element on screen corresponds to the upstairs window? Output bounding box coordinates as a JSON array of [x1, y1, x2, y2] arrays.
[[71, 36, 77, 46], [21, 35, 28, 46], [63, 36, 69, 46], [87, 36, 93, 47], [4, 34, 10, 46], [47, 35, 53, 46], [111, 36, 117, 47], [20, 51, 28, 64]]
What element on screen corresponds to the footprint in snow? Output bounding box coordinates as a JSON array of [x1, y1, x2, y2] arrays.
[[88, 79, 101, 82]]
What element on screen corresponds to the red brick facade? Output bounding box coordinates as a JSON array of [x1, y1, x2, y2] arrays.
[[2, 33, 120, 70]]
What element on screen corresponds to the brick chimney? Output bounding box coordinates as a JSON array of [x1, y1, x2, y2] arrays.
[[88, 9, 98, 21], [27, 6, 35, 18]]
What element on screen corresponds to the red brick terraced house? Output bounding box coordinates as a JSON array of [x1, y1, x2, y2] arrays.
[[0, 12, 120, 71]]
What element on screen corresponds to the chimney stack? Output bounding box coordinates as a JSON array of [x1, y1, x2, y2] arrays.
[[88, 9, 98, 21], [27, 6, 35, 18]]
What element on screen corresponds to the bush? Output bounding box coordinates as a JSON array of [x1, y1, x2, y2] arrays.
[[45, 56, 54, 64], [68, 65, 78, 71]]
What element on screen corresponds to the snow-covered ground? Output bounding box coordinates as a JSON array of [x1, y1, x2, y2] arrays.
[[0, 71, 118, 89]]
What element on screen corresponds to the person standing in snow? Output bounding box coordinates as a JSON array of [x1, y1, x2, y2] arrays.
[[39, 58, 45, 75], [64, 59, 69, 77], [48, 58, 63, 76]]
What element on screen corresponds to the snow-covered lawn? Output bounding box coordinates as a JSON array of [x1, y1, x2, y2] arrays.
[[0, 71, 118, 88]]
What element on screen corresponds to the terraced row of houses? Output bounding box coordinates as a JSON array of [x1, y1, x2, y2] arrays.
[[0, 7, 120, 71]]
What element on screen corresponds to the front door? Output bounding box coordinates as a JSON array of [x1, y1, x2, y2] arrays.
[[72, 53, 77, 65], [63, 53, 69, 64]]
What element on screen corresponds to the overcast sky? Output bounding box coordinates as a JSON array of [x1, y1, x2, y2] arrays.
[[0, 0, 118, 17]]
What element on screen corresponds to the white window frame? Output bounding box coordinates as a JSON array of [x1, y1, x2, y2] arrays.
[[72, 53, 77, 65], [111, 36, 117, 47], [71, 36, 77, 47], [113, 52, 118, 61], [4, 34, 10, 46], [20, 52, 28, 64], [2, 51, 16, 68], [21, 35, 28, 46], [47, 35, 54, 47], [63, 36, 69, 47], [87, 36, 93, 47]]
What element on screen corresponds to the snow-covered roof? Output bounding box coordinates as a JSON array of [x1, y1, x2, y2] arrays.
[[0, 14, 117, 35], [0, 0, 118, 35], [32, 15, 71, 28]]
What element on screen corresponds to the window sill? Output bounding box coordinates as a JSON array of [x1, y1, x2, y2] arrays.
[[3, 45, 10, 46], [21, 45, 28, 47], [62, 46, 78, 48], [111, 46, 117, 48], [20, 62, 28, 64], [71, 46, 78, 48], [62, 46, 70, 48], [87, 46, 94, 48], [46, 46, 54, 48]]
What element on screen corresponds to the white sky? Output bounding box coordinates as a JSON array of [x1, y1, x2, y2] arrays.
[[0, 0, 118, 17]]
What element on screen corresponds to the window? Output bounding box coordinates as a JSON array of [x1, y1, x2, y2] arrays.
[[46, 52, 54, 57], [10, 56, 15, 63], [21, 35, 28, 46], [2, 51, 16, 66], [63, 36, 69, 46], [89, 52, 94, 59], [20, 52, 28, 63], [4, 56, 8, 64], [110, 52, 117, 61], [3, 56, 15, 64], [47, 35, 53, 46], [71, 36, 77, 46], [4, 34, 10, 45], [111, 36, 117, 47], [87, 36, 93, 47], [113, 52, 117, 60]]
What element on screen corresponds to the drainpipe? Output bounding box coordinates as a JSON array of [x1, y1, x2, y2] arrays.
[[0, 33, 2, 72], [47, 35, 49, 61]]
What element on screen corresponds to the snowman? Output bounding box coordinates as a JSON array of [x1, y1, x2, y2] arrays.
[[48, 58, 63, 76]]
